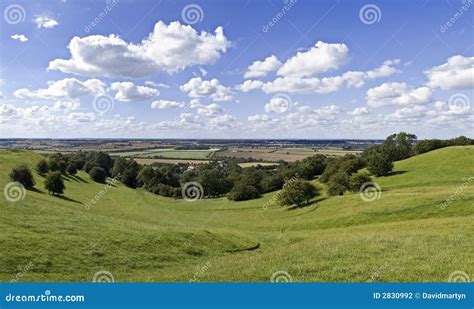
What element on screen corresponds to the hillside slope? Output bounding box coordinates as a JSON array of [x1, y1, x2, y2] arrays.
[[0, 147, 472, 282]]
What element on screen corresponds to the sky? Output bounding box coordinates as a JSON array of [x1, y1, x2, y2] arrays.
[[0, 0, 473, 139]]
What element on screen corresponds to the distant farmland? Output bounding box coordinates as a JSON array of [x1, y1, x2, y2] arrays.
[[217, 147, 361, 162], [112, 148, 220, 160]]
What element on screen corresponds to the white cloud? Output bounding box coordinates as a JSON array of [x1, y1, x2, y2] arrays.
[[366, 82, 432, 108], [425, 55, 474, 90], [13, 78, 106, 100], [265, 96, 292, 113], [48, 21, 230, 77], [151, 100, 185, 109], [180, 77, 233, 101], [277, 41, 349, 78], [110, 82, 159, 101], [53, 100, 80, 112], [248, 113, 272, 122], [145, 81, 170, 88], [236, 80, 264, 92], [314, 105, 342, 116], [349, 107, 369, 116], [34, 16, 59, 29], [244, 55, 282, 79], [11, 34, 28, 42], [258, 60, 400, 94], [196, 103, 224, 116]]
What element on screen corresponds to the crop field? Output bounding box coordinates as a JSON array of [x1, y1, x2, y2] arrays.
[[112, 148, 220, 160], [217, 147, 361, 162], [134, 158, 210, 165], [1, 146, 472, 282]]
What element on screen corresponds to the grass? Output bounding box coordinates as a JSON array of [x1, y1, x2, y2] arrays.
[[0, 147, 473, 282]]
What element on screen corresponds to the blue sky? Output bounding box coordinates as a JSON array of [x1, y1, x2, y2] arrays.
[[0, 0, 473, 139]]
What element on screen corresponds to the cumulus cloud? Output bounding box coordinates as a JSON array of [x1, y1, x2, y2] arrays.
[[425, 55, 474, 90], [244, 55, 282, 79], [255, 60, 400, 94], [349, 107, 369, 116], [180, 77, 233, 101], [366, 82, 432, 108], [13, 78, 105, 100], [277, 41, 349, 78], [11, 34, 28, 42], [145, 81, 170, 88], [236, 80, 264, 92], [265, 96, 292, 113], [110, 82, 159, 101], [196, 103, 224, 116], [48, 21, 230, 77], [151, 100, 185, 109], [34, 16, 59, 29]]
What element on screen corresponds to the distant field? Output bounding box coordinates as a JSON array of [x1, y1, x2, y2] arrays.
[[112, 148, 219, 160], [134, 158, 210, 165], [217, 147, 360, 162], [237, 162, 279, 168]]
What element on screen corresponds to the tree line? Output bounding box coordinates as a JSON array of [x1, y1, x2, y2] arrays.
[[8, 133, 472, 207]]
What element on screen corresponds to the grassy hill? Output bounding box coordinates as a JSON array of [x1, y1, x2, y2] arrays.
[[0, 147, 473, 282]]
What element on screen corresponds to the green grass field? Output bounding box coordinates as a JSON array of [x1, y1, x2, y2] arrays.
[[0, 147, 473, 282]]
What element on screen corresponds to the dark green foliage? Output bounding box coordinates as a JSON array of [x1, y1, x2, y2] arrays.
[[349, 172, 371, 192], [57, 160, 68, 174], [89, 167, 107, 183], [326, 171, 349, 196], [44, 171, 65, 195], [364, 146, 394, 177], [66, 163, 77, 175], [414, 136, 474, 155], [277, 179, 318, 207], [9, 164, 35, 189], [299, 154, 327, 180], [228, 182, 260, 201], [83, 161, 100, 173], [36, 159, 49, 176]]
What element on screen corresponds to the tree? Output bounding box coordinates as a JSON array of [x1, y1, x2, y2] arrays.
[[57, 160, 68, 174], [228, 181, 260, 201], [277, 179, 318, 207], [365, 147, 393, 177], [44, 171, 65, 195], [83, 161, 100, 173], [299, 154, 327, 180], [111, 157, 128, 178], [9, 164, 35, 189], [36, 159, 49, 176], [89, 167, 107, 183], [67, 163, 77, 175], [326, 171, 349, 196], [349, 172, 371, 192]]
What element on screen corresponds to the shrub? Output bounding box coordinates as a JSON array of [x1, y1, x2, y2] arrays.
[[89, 167, 107, 183], [44, 171, 65, 195], [9, 164, 35, 189], [349, 172, 371, 192], [326, 171, 349, 196], [228, 182, 260, 201], [66, 163, 77, 175], [36, 159, 49, 176], [277, 179, 318, 207]]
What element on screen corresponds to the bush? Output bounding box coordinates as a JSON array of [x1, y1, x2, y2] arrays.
[[36, 159, 49, 176], [349, 172, 371, 192], [277, 179, 318, 207], [89, 167, 107, 183], [9, 164, 35, 189], [67, 163, 77, 175], [228, 182, 260, 201], [83, 161, 100, 173], [44, 171, 65, 195], [326, 171, 349, 196]]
